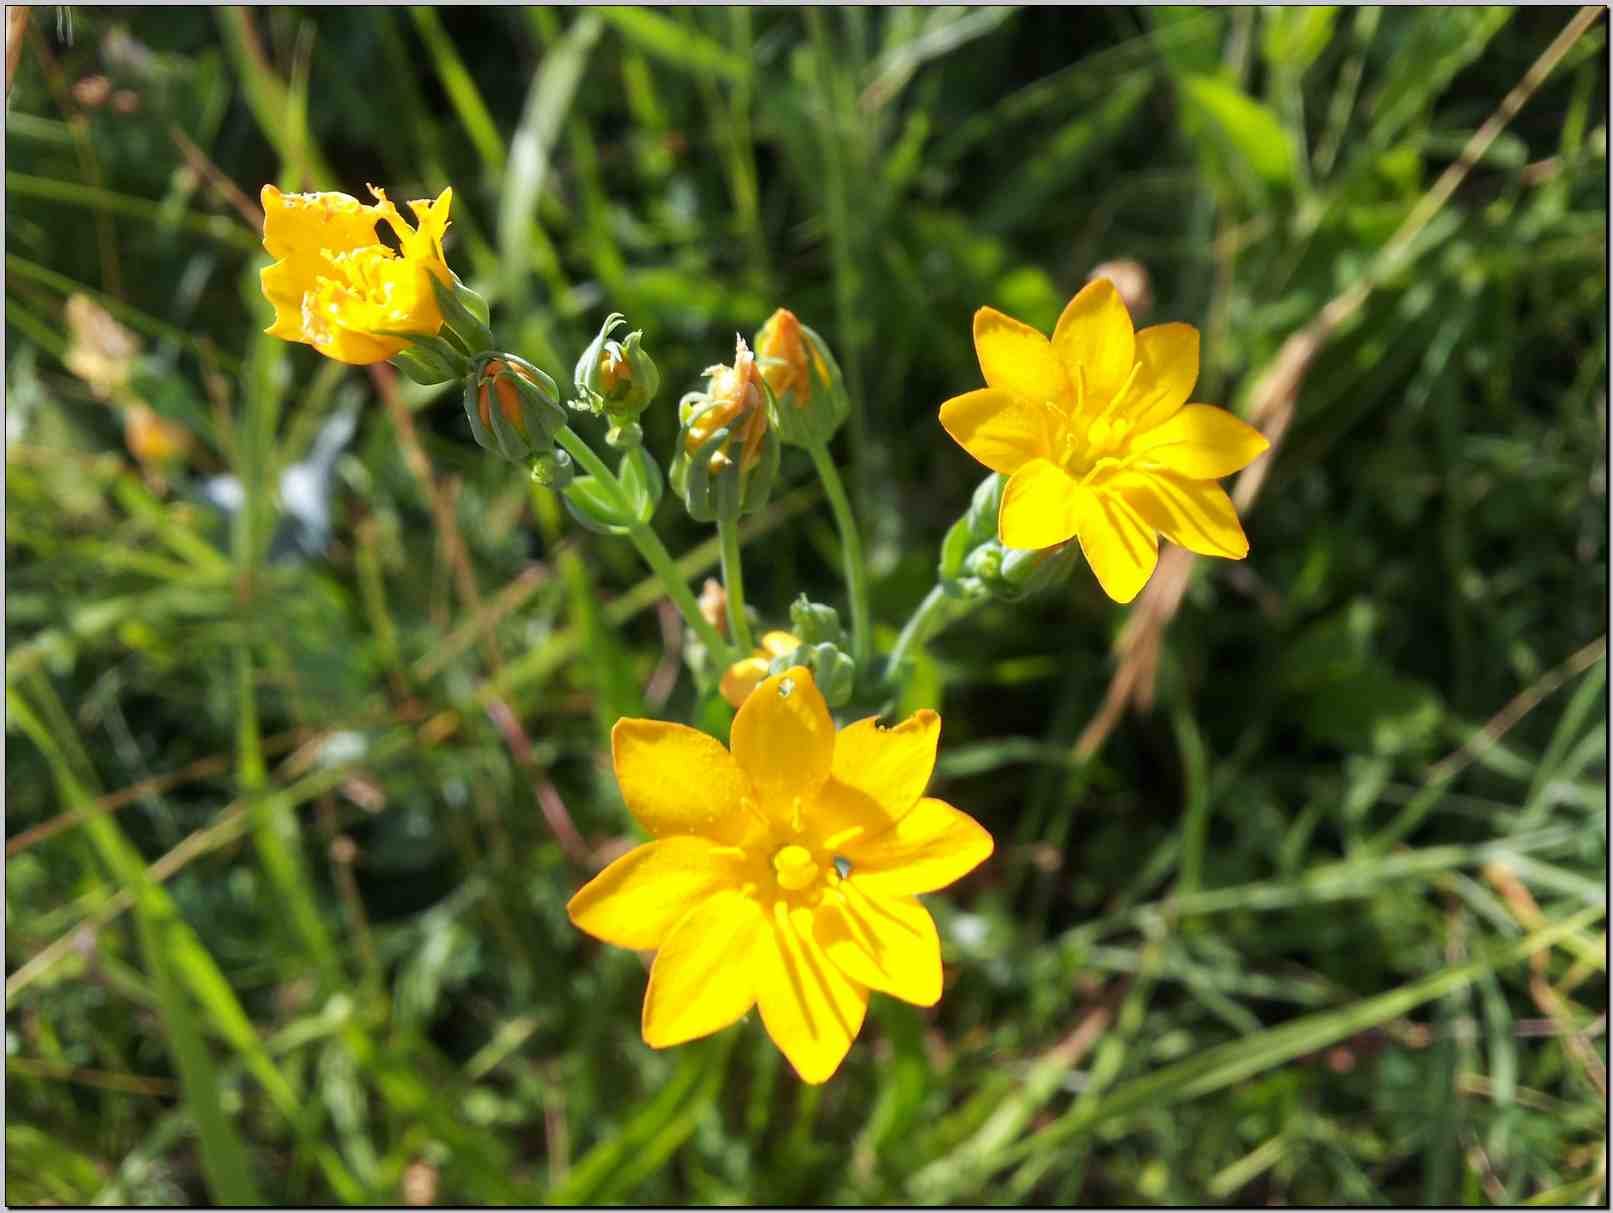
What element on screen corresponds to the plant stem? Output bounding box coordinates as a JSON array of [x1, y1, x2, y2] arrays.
[[807, 440, 871, 670], [717, 513, 755, 653], [554, 426, 730, 661], [884, 584, 969, 687]]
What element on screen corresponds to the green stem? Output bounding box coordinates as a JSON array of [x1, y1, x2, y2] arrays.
[[717, 513, 755, 653], [807, 440, 871, 670], [884, 584, 970, 687], [554, 426, 731, 662]]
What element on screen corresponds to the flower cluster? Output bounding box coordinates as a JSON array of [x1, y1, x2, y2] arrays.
[[255, 183, 1272, 1084]]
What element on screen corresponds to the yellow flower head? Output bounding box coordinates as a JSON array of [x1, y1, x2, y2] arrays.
[[259, 184, 454, 365], [682, 336, 771, 475], [568, 667, 994, 1084], [719, 630, 801, 708], [939, 279, 1270, 603]]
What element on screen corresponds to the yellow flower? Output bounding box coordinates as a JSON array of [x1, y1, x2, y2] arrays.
[[567, 667, 994, 1084], [719, 630, 801, 708], [939, 279, 1270, 604], [259, 184, 453, 365]]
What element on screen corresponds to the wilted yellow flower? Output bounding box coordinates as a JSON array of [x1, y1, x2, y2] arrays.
[[683, 336, 771, 475], [568, 667, 993, 1083], [259, 184, 453, 365], [940, 279, 1270, 603], [719, 630, 801, 708]]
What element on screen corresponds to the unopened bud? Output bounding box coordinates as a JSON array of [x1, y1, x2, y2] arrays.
[[788, 595, 845, 647], [529, 449, 574, 488], [940, 473, 1083, 602], [464, 353, 565, 463], [573, 313, 660, 422], [754, 308, 849, 449]]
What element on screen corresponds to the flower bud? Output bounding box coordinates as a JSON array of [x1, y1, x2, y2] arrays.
[[529, 449, 575, 488], [573, 313, 661, 423], [754, 308, 849, 449], [939, 473, 1082, 602], [463, 353, 565, 463], [766, 639, 855, 708], [787, 595, 846, 648], [669, 336, 780, 522]]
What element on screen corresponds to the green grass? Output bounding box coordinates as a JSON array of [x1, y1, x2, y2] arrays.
[[5, 6, 1607, 1205]]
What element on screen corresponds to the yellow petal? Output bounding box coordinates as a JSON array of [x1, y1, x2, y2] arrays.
[[1113, 470, 1249, 559], [1076, 490, 1159, 604], [939, 388, 1056, 476], [260, 185, 378, 262], [1052, 279, 1136, 408], [972, 308, 1068, 406], [756, 902, 869, 1084], [730, 667, 834, 819], [612, 719, 751, 845], [567, 837, 736, 950], [1130, 404, 1269, 478], [840, 797, 994, 896], [814, 887, 942, 1007], [1122, 324, 1199, 432], [642, 889, 764, 1048], [999, 458, 1083, 550], [830, 711, 940, 821]]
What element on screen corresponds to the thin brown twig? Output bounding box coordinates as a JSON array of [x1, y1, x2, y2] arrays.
[[642, 598, 685, 711], [483, 697, 593, 867], [1074, 6, 1606, 760], [6, 1055, 178, 1097]]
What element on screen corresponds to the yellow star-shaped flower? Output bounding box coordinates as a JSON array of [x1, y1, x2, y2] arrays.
[[568, 667, 993, 1084], [940, 279, 1270, 603]]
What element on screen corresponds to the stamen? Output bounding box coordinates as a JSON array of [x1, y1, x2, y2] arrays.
[[1085, 360, 1142, 431]]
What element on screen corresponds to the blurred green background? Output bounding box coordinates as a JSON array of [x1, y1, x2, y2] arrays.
[[5, 6, 1607, 1205]]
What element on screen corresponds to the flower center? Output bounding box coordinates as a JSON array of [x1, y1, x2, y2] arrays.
[[1057, 359, 1144, 479], [771, 844, 820, 892]]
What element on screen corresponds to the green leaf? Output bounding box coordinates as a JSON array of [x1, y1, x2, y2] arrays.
[[598, 7, 742, 81], [1181, 73, 1298, 187]]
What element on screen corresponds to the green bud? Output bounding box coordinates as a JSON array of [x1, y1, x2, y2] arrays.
[[788, 595, 845, 647], [939, 472, 1083, 602], [754, 308, 850, 450], [767, 639, 856, 708], [529, 449, 575, 488], [605, 420, 643, 450], [463, 353, 566, 463], [572, 313, 661, 422]]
